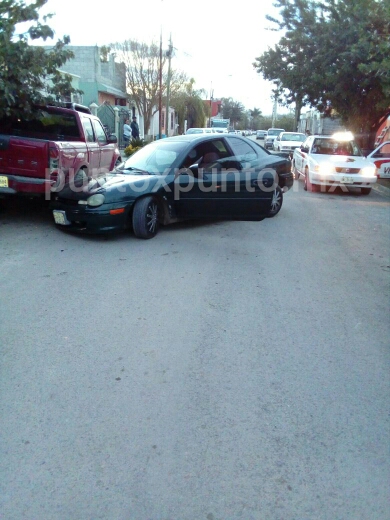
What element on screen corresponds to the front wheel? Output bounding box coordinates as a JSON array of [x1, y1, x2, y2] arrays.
[[268, 186, 283, 217], [304, 169, 316, 192], [132, 196, 160, 239]]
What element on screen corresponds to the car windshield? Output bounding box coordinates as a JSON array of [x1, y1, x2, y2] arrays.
[[282, 133, 305, 141], [312, 138, 363, 156], [268, 129, 284, 136], [122, 140, 188, 174]]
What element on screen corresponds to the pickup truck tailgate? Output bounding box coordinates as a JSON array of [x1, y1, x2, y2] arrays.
[[0, 136, 49, 177]]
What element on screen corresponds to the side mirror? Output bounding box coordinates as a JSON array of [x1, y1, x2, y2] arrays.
[[107, 134, 118, 144], [301, 146, 309, 153]]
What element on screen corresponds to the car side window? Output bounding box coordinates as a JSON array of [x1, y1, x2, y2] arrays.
[[227, 137, 257, 162], [181, 139, 229, 169], [93, 120, 108, 144], [82, 118, 95, 143]]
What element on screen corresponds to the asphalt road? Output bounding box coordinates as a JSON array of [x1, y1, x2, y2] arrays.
[[1, 180, 389, 520]]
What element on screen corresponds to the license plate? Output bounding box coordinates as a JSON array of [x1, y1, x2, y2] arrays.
[[53, 210, 70, 225], [0, 176, 8, 188], [340, 176, 354, 183]]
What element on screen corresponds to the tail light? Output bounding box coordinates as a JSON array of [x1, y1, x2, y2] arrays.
[[49, 145, 59, 172]]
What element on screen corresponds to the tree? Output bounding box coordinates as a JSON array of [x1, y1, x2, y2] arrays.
[[0, 0, 79, 118], [254, 0, 390, 144], [109, 39, 187, 134], [221, 97, 245, 127], [170, 79, 208, 133]]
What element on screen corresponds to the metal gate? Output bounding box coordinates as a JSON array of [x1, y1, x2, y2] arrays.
[[117, 108, 131, 149], [97, 103, 131, 149]]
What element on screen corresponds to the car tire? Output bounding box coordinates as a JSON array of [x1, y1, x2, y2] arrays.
[[304, 168, 316, 192], [268, 185, 283, 217], [361, 187, 372, 195], [132, 196, 160, 239]]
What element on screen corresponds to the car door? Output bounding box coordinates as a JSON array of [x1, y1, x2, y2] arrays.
[[172, 138, 234, 218], [92, 119, 115, 173], [295, 136, 313, 172], [221, 137, 274, 216], [81, 116, 100, 176], [369, 142, 390, 178], [172, 137, 274, 219]]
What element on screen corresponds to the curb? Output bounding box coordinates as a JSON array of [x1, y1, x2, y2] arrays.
[[372, 182, 390, 197]]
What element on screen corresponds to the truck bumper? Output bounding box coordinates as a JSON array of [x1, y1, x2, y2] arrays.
[[0, 173, 52, 196]]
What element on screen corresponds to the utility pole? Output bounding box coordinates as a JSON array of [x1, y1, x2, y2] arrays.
[[271, 95, 277, 128], [158, 28, 163, 139], [165, 35, 173, 137], [209, 81, 213, 128]]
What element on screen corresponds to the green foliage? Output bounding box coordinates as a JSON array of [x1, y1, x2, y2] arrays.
[[221, 97, 245, 126], [124, 137, 145, 157], [254, 0, 390, 139], [170, 79, 208, 133], [0, 0, 80, 118]]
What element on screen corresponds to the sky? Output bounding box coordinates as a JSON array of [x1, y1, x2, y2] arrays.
[[33, 0, 286, 115]]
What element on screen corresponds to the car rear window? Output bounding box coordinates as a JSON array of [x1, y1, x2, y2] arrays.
[[0, 109, 80, 140]]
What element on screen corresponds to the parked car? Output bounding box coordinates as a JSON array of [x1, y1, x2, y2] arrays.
[[292, 132, 377, 194], [186, 128, 216, 134], [264, 128, 285, 149], [273, 132, 306, 155], [51, 134, 293, 238], [0, 103, 121, 198], [366, 141, 390, 179], [256, 130, 267, 140]]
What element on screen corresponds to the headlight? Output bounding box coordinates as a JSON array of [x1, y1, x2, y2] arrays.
[[361, 165, 376, 177], [317, 163, 335, 175], [86, 193, 105, 206]]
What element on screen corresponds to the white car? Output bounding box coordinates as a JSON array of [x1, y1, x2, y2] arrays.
[[273, 131, 306, 153], [292, 132, 377, 194], [367, 140, 390, 179], [186, 128, 216, 135], [264, 128, 285, 149]]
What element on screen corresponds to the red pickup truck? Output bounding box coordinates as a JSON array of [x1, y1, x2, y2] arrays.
[[0, 103, 121, 199]]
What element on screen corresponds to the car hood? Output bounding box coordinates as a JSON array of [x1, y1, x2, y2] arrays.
[[56, 172, 162, 200], [310, 154, 375, 168]]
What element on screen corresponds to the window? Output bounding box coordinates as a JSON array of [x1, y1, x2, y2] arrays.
[[228, 137, 257, 162], [93, 120, 108, 144], [82, 118, 95, 142]]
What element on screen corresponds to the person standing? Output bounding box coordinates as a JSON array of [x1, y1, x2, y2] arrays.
[[131, 116, 140, 139], [123, 119, 131, 146]]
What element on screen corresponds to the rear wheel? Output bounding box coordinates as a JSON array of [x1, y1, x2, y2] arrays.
[[132, 196, 160, 239], [268, 186, 283, 217], [361, 187, 372, 195]]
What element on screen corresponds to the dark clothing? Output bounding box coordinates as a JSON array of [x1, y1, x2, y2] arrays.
[[131, 120, 140, 139]]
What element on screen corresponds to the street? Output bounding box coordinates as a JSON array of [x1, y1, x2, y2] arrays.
[[1, 181, 389, 519]]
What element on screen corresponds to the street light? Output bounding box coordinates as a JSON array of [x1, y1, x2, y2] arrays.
[[209, 81, 213, 128]]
